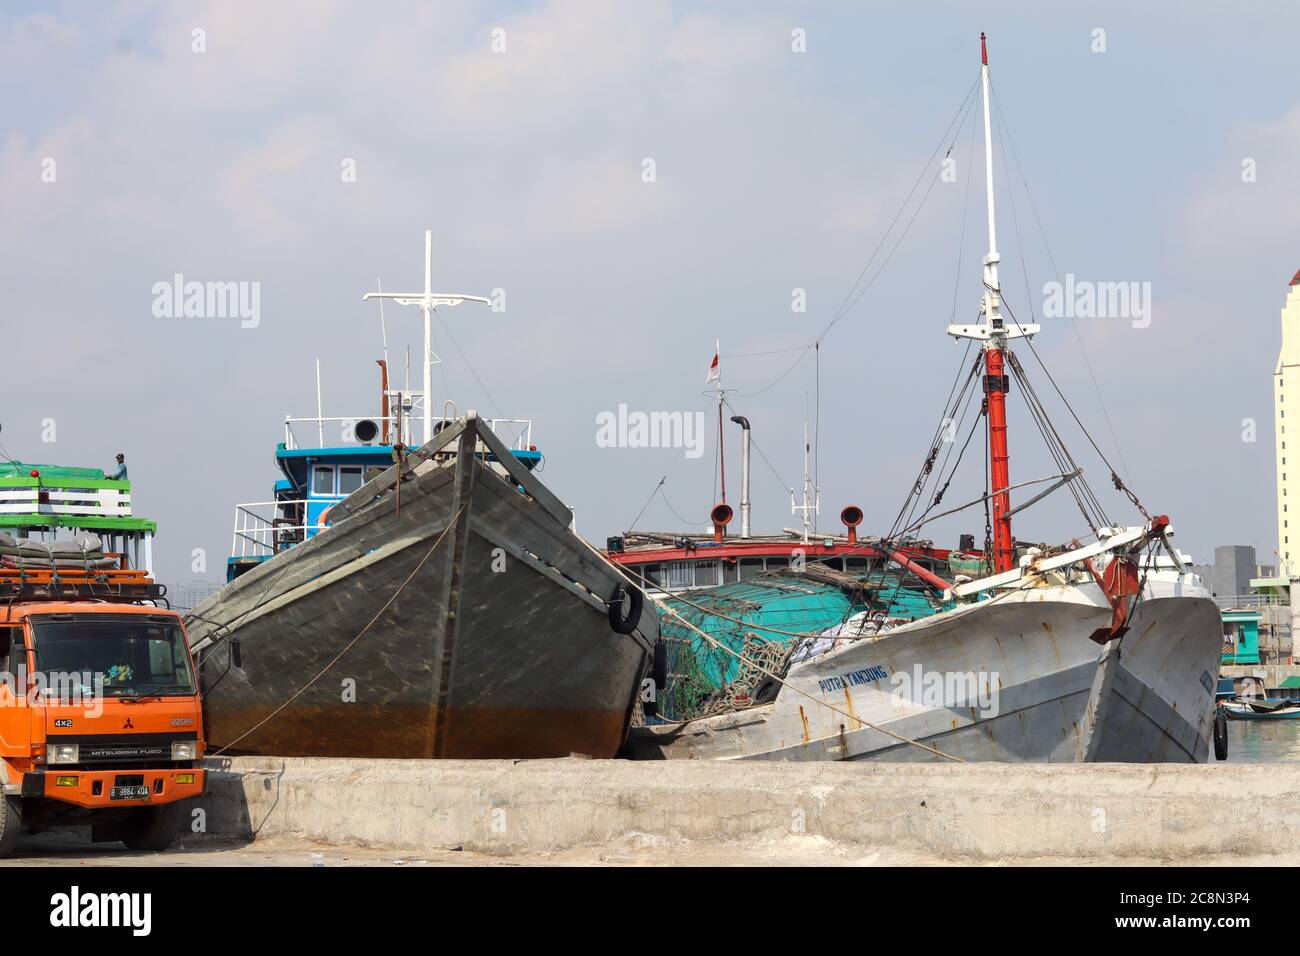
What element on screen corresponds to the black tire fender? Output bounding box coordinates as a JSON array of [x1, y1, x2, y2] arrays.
[[607, 583, 644, 635], [1213, 707, 1228, 761], [651, 638, 668, 689]]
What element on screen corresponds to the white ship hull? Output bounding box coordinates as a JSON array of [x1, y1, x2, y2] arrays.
[[630, 573, 1222, 763]]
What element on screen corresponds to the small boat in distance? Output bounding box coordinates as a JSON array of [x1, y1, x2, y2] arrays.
[[187, 232, 658, 759], [1222, 698, 1300, 720]]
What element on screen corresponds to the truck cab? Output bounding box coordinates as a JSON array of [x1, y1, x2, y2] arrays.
[[0, 460, 204, 855]]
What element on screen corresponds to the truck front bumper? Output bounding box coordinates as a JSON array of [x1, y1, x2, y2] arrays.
[[19, 768, 206, 808]]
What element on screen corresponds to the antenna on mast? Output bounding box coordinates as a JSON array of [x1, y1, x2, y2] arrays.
[[315, 357, 325, 447], [790, 420, 820, 544], [716, 339, 726, 504], [363, 230, 492, 445], [705, 340, 727, 504]]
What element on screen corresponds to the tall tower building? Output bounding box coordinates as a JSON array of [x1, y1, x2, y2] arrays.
[[1275, 269, 1300, 574]]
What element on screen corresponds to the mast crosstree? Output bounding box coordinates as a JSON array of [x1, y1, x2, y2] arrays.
[[364, 230, 492, 445]]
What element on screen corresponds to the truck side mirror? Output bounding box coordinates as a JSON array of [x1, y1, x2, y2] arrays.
[[230, 639, 243, 670]]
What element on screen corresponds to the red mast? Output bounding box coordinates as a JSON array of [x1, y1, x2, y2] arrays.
[[948, 33, 1038, 574], [986, 341, 1014, 572]]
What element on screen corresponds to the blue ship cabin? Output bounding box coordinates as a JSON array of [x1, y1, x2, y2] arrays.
[[227, 407, 542, 582], [275, 442, 398, 538]]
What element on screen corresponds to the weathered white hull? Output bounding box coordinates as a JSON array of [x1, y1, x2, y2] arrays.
[[629, 575, 1222, 763]]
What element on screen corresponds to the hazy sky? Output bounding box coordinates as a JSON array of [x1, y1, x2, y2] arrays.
[[2, 0, 1298, 587]]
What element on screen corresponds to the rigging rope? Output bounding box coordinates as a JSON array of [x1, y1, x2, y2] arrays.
[[989, 76, 1133, 481], [816, 75, 982, 346]]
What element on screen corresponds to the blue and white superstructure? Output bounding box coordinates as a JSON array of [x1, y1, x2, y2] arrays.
[[227, 406, 541, 582]]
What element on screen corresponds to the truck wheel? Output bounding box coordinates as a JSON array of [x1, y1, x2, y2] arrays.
[[121, 801, 185, 852], [0, 796, 21, 857]]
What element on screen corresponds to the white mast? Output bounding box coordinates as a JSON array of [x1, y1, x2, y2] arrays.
[[363, 230, 491, 444], [944, 32, 1038, 574], [980, 32, 1001, 328], [375, 278, 390, 372], [947, 33, 1038, 346]]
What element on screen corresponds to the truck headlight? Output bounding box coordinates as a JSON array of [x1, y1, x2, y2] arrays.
[[171, 740, 197, 760], [46, 744, 79, 764]]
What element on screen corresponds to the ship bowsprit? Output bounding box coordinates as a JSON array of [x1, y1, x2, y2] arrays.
[[187, 413, 657, 759]]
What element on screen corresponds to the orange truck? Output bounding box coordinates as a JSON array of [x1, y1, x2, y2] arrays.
[[0, 461, 205, 856]]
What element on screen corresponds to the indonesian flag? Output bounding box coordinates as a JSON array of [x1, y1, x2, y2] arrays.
[[705, 345, 720, 384]]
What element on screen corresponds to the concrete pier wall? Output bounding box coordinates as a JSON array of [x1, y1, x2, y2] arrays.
[[197, 757, 1297, 861], [1221, 663, 1300, 689]]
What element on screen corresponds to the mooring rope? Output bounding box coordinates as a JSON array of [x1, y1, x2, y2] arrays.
[[209, 503, 466, 758]]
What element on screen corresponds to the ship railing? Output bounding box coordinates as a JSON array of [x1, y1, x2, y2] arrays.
[[1214, 593, 1288, 610], [481, 418, 533, 452], [231, 499, 324, 558], [421, 414, 535, 453], [282, 415, 403, 450], [0, 480, 133, 518], [283, 414, 534, 452]]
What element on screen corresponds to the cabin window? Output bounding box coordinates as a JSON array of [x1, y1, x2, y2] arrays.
[[0, 627, 18, 680], [641, 565, 661, 588], [311, 465, 336, 496], [694, 561, 720, 587], [364, 466, 388, 482], [148, 637, 183, 680], [338, 466, 365, 495], [722, 560, 738, 583], [738, 558, 764, 580], [845, 557, 869, 574], [823, 557, 844, 571], [766, 557, 790, 570], [663, 562, 693, 590]]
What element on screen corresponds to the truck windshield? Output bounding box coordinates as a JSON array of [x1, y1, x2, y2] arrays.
[[31, 616, 195, 697]]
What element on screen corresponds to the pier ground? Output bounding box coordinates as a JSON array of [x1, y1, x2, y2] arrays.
[[6, 757, 1300, 866], [7, 831, 1300, 867]]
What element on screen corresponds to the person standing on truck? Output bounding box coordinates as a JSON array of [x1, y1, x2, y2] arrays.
[[110, 453, 127, 481]]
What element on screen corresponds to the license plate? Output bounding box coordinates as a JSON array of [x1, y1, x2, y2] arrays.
[[109, 786, 150, 801]]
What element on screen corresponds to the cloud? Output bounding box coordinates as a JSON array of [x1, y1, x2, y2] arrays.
[[2, 1, 1295, 581], [1183, 105, 1300, 264]]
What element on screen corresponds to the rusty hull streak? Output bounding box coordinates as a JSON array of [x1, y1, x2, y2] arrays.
[[1041, 621, 1065, 668], [799, 705, 811, 745], [841, 687, 864, 731]]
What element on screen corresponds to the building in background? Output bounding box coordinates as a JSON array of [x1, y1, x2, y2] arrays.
[[1194, 544, 1291, 666], [1191, 545, 1273, 600], [1274, 269, 1300, 574]]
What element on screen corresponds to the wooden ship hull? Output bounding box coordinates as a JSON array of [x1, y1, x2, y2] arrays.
[[187, 414, 657, 759]]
